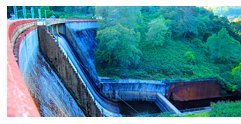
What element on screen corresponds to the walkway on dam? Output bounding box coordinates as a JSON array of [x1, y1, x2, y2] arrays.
[[7, 20, 40, 116]]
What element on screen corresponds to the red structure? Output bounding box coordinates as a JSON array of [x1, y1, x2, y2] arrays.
[[7, 20, 40, 117], [167, 80, 222, 101]]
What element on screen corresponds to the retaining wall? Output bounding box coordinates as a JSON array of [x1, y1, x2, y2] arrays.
[[168, 79, 222, 101], [100, 77, 222, 102], [100, 77, 167, 101]]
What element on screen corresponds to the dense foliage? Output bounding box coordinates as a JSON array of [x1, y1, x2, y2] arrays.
[[232, 63, 241, 91], [95, 24, 141, 69], [162, 100, 241, 117], [94, 6, 241, 92], [146, 16, 170, 46], [170, 101, 241, 117], [209, 100, 241, 117], [206, 28, 241, 62]]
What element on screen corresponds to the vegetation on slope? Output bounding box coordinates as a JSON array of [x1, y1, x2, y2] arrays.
[[94, 6, 241, 92], [184, 100, 241, 117], [161, 100, 241, 117], [209, 100, 241, 117]]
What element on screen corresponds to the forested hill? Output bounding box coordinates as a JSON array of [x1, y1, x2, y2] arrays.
[[94, 6, 241, 92]]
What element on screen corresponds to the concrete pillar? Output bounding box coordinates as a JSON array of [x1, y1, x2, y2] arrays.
[[56, 25, 59, 34], [13, 6, 18, 19], [22, 6, 26, 19], [38, 8, 41, 18], [31, 7, 34, 18]]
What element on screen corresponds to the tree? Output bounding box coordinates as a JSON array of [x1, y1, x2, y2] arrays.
[[158, 7, 214, 39], [206, 28, 241, 63], [175, 7, 199, 38], [146, 16, 171, 46], [95, 24, 142, 69], [95, 6, 143, 31], [230, 21, 241, 42], [232, 63, 241, 91], [40, 6, 54, 18], [141, 6, 160, 23], [7, 6, 13, 18], [158, 7, 199, 38]]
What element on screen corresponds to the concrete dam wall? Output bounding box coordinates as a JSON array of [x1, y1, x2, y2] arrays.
[[17, 23, 85, 117], [9, 19, 121, 117]]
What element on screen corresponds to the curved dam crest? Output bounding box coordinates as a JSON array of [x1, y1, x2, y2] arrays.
[[7, 20, 40, 117]]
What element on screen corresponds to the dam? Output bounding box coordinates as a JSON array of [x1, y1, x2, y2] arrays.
[[8, 19, 235, 117]]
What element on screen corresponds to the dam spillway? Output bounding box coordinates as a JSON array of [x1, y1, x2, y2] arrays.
[[38, 25, 121, 116], [8, 19, 122, 117], [18, 27, 85, 117], [8, 19, 231, 117]]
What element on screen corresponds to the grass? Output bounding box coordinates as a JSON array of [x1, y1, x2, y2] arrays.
[[180, 112, 210, 117], [209, 100, 241, 117], [159, 100, 241, 117]]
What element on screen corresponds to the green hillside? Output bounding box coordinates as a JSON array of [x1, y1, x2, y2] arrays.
[[94, 7, 241, 92]]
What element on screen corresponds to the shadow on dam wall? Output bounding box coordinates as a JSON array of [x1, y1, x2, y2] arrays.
[[64, 22, 100, 88], [118, 101, 162, 117]]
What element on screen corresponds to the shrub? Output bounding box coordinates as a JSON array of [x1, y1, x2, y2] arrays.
[[232, 63, 241, 92], [209, 100, 241, 117], [184, 51, 195, 63]]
